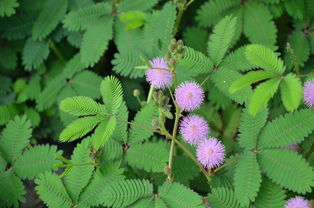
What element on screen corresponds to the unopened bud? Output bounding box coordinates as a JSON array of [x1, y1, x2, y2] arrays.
[[168, 44, 176, 52], [177, 39, 184, 46], [169, 58, 176, 67], [151, 119, 159, 127], [164, 166, 171, 175], [153, 92, 159, 101], [165, 52, 171, 60], [133, 89, 140, 97]]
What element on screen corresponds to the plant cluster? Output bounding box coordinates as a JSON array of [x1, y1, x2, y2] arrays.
[[0, 0, 314, 208]]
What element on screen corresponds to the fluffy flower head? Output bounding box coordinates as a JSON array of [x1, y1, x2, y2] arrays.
[[175, 81, 204, 111], [196, 138, 225, 169], [285, 196, 310, 208], [303, 79, 314, 108], [179, 115, 209, 145], [145, 58, 173, 89]]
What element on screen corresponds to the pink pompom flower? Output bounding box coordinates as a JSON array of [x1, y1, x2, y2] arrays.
[[145, 58, 173, 89], [303, 79, 314, 108], [179, 114, 209, 146], [175, 81, 204, 111], [285, 196, 310, 208], [196, 138, 225, 169]]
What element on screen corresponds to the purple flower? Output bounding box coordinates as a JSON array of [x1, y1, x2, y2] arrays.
[[175, 81, 204, 111], [179, 115, 209, 145], [285, 196, 310, 208], [145, 58, 173, 89], [196, 138, 225, 169], [303, 79, 314, 108]]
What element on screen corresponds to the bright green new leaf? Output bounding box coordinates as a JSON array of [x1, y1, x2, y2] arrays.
[[92, 117, 116, 151], [280, 73, 302, 111], [120, 11, 147, 30]]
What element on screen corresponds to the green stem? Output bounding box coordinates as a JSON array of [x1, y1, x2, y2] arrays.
[[49, 42, 64, 61], [298, 73, 314, 78], [305, 141, 314, 159], [173, 6, 184, 35], [146, 86, 154, 104], [167, 107, 181, 181]]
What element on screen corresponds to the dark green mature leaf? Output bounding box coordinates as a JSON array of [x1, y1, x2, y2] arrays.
[[0, 172, 25, 208], [71, 71, 102, 99], [92, 117, 116, 151], [284, 0, 305, 19], [258, 149, 314, 193], [238, 107, 268, 149], [248, 78, 281, 115], [208, 15, 237, 66], [81, 17, 113, 67], [258, 109, 314, 148], [22, 38, 50, 71], [32, 0, 68, 40], [243, 2, 277, 47], [0, 0, 19, 17], [208, 187, 241, 208], [159, 182, 203, 208], [0, 116, 32, 162], [280, 73, 302, 111], [35, 172, 72, 208], [234, 152, 262, 207], [118, 0, 158, 12], [13, 145, 58, 179], [126, 143, 168, 172]]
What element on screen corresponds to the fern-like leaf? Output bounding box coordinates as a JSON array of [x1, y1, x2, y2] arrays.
[[258, 109, 314, 148], [111, 101, 129, 142], [258, 149, 314, 193], [195, 0, 240, 28], [22, 38, 50, 71], [211, 67, 252, 104], [255, 178, 286, 208], [81, 17, 113, 67], [0, 172, 25, 208], [126, 143, 169, 172], [77, 165, 125, 207], [178, 46, 213, 74], [238, 107, 268, 149], [35, 172, 72, 208], [101, 139, 123, 161], [0, 0, 19, 17], [128, 102, 159, 145], [13, 145, 59, 179], [60, 115, 104, 142], [71, 71, 102, 99], [208, 15, 237, 66], [0, 116, 32, 162], [64, 139, 94, 201], [245, 44, 285, 74], [248, 78, 281, 115], [63, 3, 111, 31], [100, 76, 124, 114], [234, 152, 262, 207], [208, 187, 241, 208], [32, 0, 68, 40], [173, 155, 199, 184], [284, 0, 304, 20], [62, 53, 85, 78], [280, 73, 302, 111], [103, 179, 153, 208], [243, 2, 277, 47], [92, 117, 116, 151], [118, 0, 158, 12], [60, 96, 106, 116], [158, 182, 203, 208]]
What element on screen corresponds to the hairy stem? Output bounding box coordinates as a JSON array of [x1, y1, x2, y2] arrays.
[[298, 73, 314, 78], [212, 158, 239, 174], [146, 86, 154, 104], [49, 42, 64, 61]]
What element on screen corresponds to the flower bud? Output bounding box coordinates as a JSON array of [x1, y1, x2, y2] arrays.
[[151, 119, 159, 127], [133, 89, 140, 97]]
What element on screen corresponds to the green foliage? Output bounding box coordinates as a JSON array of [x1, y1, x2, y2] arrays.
[[178, 46, 213, 74], [208, 15, 237, 66], [111, 101, 129, 142], [22, 38, 50, 71], [243, 2, 277, 47], [118, 0, 158, 12], [258, 149, 314, 193], [258, 109, 314, 148], [279, 74, 302, 111], [0, 172, 25, 208], [245, 44, 285, 74], [13, 145, 59, 179], [238, 107, 268, 149], [0, 116, 32, 162], [35, 172, 72, 208], [59, 115, 104, 142], [248, 78, 281, 115], [128, 102, 159, 145], [208, 188, 241, 208], [255, 178, 286, 208], [126, 143, 169, 172], [158, 182, 203, 208], [60, 96, 106, 116], [0, 0, 19, 17], [234, 152, 262, 207], [64, 139, 94, 201], [32, 0, 68, 40], [100, 76, 124, 114], [81, 17, 113, 67], [92, 117, 116, 151], [103, 179, 153, 208], [284, 0, 305, 19]]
